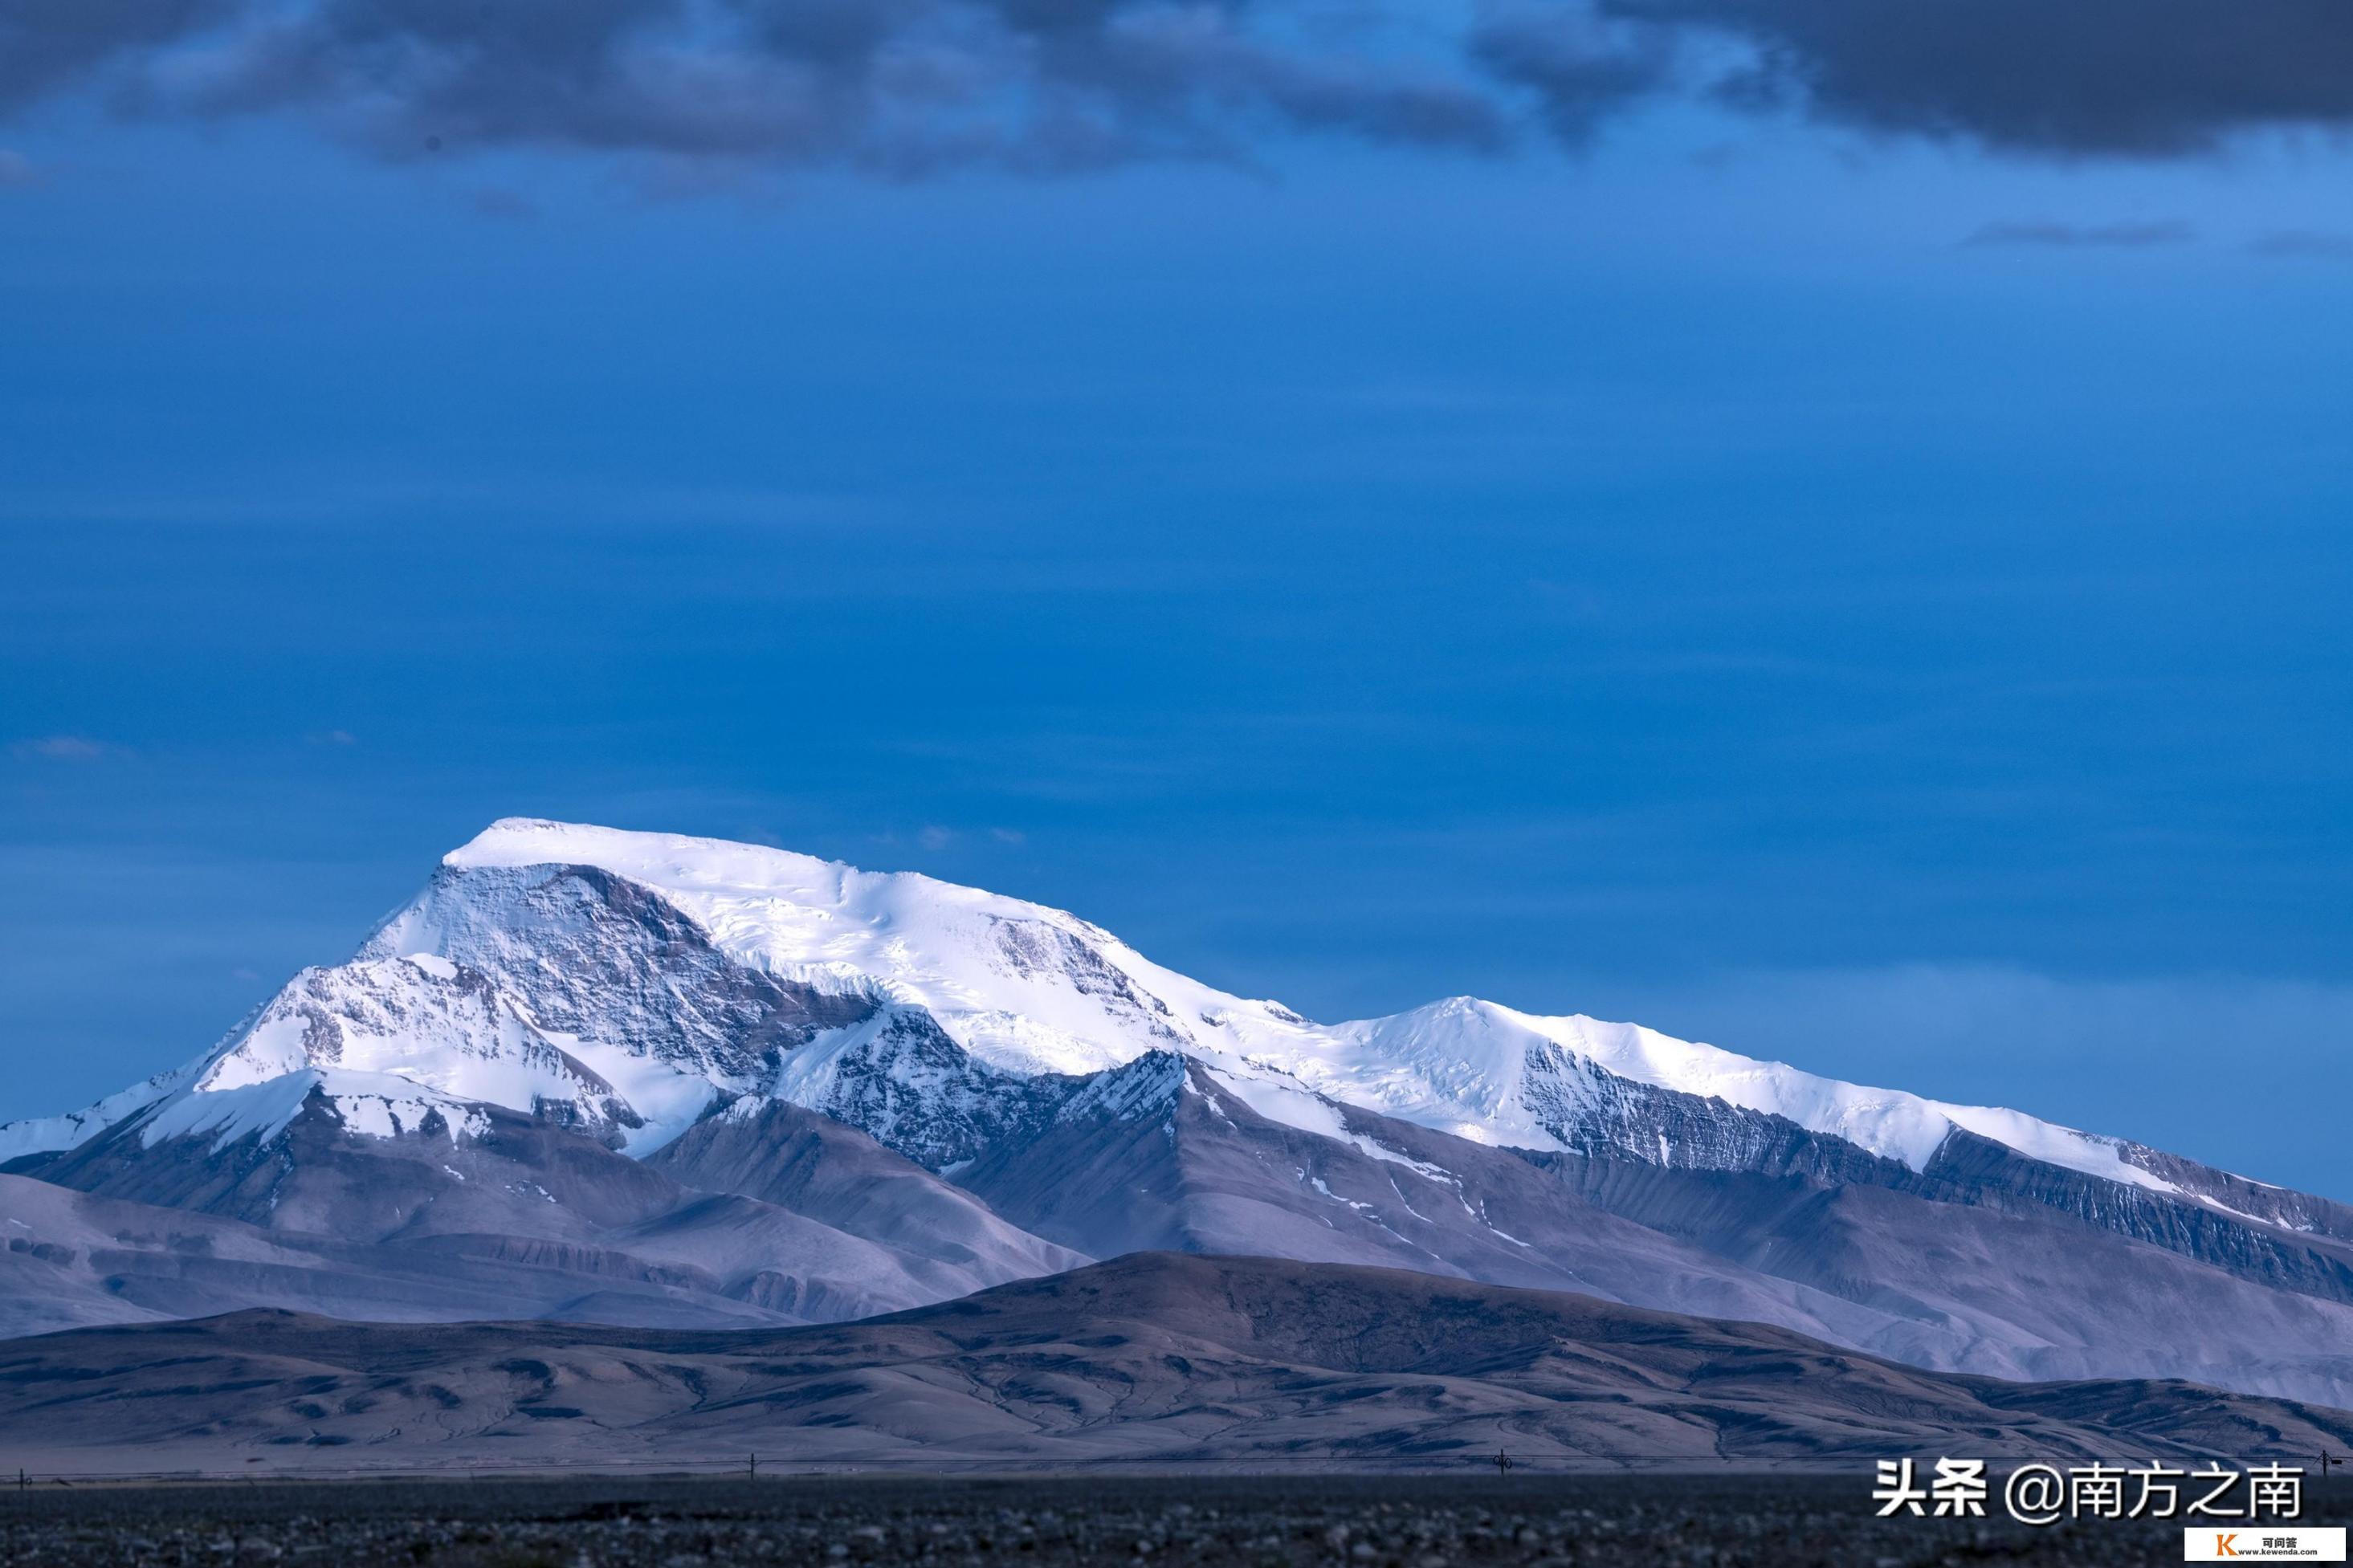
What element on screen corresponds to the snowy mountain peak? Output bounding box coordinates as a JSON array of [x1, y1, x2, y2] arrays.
[[418, 821, 2196, 1195], [3, 819, 2205, 1204], [414, 818, 1270, 1081]]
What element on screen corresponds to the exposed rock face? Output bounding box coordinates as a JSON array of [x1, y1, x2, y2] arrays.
[[220, 954, 642, 1134], [365, 861, 884, 1085], [764, 1006, 1080, 1171]]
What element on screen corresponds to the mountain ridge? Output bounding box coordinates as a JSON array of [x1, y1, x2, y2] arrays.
[[6, 817, 2275, 1198]]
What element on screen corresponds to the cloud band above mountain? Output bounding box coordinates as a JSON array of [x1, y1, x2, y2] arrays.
[[1604, 0, 2353, 156], [8, 0, 2353, 176]]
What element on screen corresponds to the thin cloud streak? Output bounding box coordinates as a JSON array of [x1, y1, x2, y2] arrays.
[[9, 735, 126, 763], [2251, 229, 2353, 261], [1962, 218, 2197, 250]]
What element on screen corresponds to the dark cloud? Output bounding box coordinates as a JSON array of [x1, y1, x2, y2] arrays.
[[1470, 9, 1672, 147], [1963, 218, 2196, 250], [49, 0, 1509, 174], [0, 0, 228, 114], [1605, 0, 2353, 156], [6, 0, 2353, 174]]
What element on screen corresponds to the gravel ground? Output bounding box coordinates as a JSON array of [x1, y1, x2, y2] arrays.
[[1, 1473, 2342, 1568]]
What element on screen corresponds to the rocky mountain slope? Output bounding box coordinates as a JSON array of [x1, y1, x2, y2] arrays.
[[0, 1101, 1083, 1337], [5, 1253, 2347, 1473], [6, 819, 2351, 1407]]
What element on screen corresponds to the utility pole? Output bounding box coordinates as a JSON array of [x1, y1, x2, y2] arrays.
[[1492, 1448, 1514, 1478], [748, 1452, 757, 1481], [2323, 1448, 2345, 1485]]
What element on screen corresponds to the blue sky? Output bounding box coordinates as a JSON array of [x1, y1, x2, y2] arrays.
[[4, 0, 2351, 1193]]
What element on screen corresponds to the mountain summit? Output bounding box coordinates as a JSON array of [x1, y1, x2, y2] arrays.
[[7, 820, 2353, 1406]]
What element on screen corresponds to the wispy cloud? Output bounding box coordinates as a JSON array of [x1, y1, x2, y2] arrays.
[[1963, 218, 2196, 250], [9, 735, 125, 762], [2251, 229, 2353, 261], [467, 187, 540, 222]]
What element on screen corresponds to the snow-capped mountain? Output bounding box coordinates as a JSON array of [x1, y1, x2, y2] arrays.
[[8, 818, 2353, 1403], [0, 819, 2229, 1191], [256, 819, 2217, 1187]]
